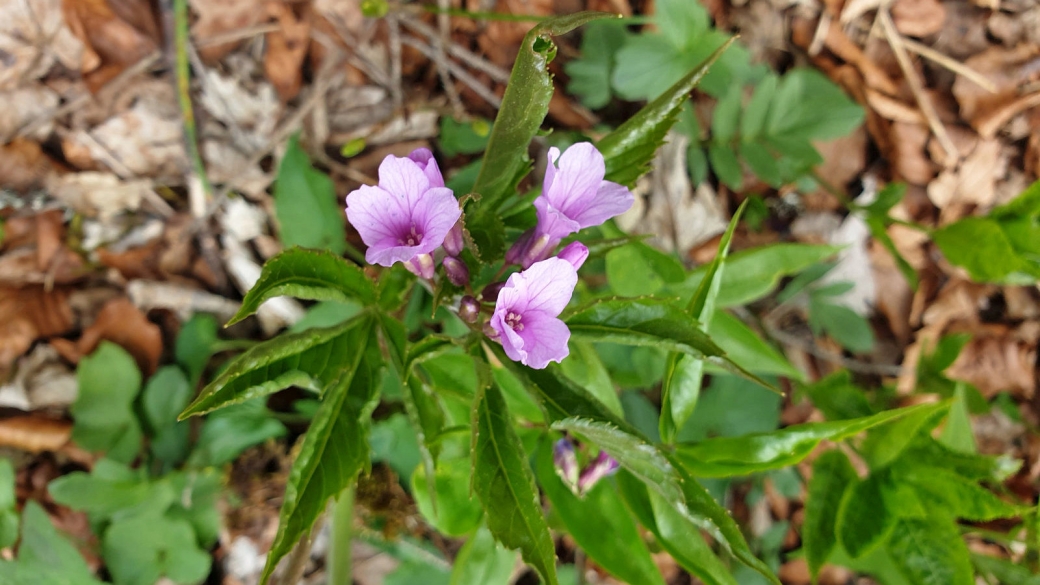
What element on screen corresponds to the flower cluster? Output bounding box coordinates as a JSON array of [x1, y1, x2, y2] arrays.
[[553, 438, 620, 496], [345, 142, 633, 369]]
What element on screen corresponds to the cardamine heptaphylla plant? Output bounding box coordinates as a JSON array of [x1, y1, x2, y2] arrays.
[[346, 142, 633, 369], [173, 14, 1030, 584]]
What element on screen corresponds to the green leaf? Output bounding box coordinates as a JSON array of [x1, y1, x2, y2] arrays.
[[492, 346, 630, 428], [142, 367, 192, 464], [175, 313, 217, 385], [103, 512, 211, 585], [801, 370, 873, 421], [450, 526, 518, 585], [741, 74, 777, 138], [471, 382, 558, 585], [973, 553, 1040, 585], [678, 244, 843, 307], [766, 68, 864, 141], [181, 313, 372, 418], [896, 465, 1025, 521], [552, 418, 683, 504], [709, 310, 801, 379], [674, 402, 948, 477], [0, 502, 103, 585], [887, 516, 974, 585], [228, 247, 375, 325], [616, 472, 738, 585], [48, 464, 160, 521], [438, 116, 492, 157], [803, 450, 857, 580], [0, 459, 15, 549], [837, 471, 896, 558], [940, 383, 977, 454], [260, 326, 380, 584], [71, 342, 142, 463], [273, 134, 346, 254], [412, 456, 484, 537], [606, 242, 686, 297], [565, 298, 776, 392], [558, 340, 623, 417], [564, 21, 629, 109], [535, 443, 665, 585], [467, 12, 615, 261], [712, 85, 743, 142], [600, 38, 737, 186], [860, 401, 950, 469], [661, 201, 745, 443], [933, 217, 1032, 283], [808, 301, 875, 353], [865, 216, 919, 289], [678, 374, 781, 441], [708, 142, 743, 190], [187, 398, 286, 467]]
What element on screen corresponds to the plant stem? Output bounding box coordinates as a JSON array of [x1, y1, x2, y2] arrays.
[[327, 486, 355, 585]]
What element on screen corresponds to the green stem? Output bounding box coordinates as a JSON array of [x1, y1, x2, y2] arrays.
[[327, 485, 355, 585], [167, 0, 213, 201]]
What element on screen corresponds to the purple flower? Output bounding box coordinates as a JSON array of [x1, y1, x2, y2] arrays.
[[489, 257, 577, 369], [577, 451, 620, 494], [345, 151, 461, 269], [553, 438, 580, 493], [534, 143, 634, 240], [556, 241, 589, 271], [442, 256, 470, 287]]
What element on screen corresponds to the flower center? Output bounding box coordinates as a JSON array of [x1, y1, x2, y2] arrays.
[[504, 311, 524, 331], [400, 225, 423, 247]]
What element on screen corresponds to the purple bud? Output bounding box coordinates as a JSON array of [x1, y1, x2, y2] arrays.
[[443, 256, 470, 287], [483, 320, 500, 340], [458, 295, 480, 323], [479, 281, 505, 303], [521, 233, 558, 269], [577, 451, 620, 494], [404, 253, 435, 279], [443, 221, 465, 257], [553, 439, 580, 493], [505, 228, 535, 266], [556, 241, 589, 271]]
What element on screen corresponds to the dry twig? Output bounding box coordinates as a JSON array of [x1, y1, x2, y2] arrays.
[[877, 9, 959, 166]]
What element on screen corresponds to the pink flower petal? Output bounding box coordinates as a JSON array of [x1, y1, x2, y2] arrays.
[[408, 148, 445, 188], [534, 196, 582, 240], [410, 187, 461, 253], [544, 142, 605, 218], [516, 258, 577, 317], [570, 180, 634, 229], [377, 155, 431, 210], [515, 311, 571, 368]]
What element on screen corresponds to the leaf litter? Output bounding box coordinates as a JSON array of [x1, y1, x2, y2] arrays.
[[0, 0, 1038, 582]]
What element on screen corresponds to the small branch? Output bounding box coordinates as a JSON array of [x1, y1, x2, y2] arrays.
[[387, 13, 404, 111], [275, 517, 323, 585], [399, 15, 509, 83], [194, 23, 280, 48], [899, 37, 998, 93], [877, 9, 959, 166], [435, 0, 465, 117]]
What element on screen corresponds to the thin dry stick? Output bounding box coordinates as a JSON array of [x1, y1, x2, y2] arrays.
[[310, 27, 392, 88], [194, 23, 280, 48], [434, 0, 465, 116], [387, 13, 404, 111], [899, 37, 998, 93], [877, 9, 959, 165], [399, 15, 509, 83], [401, 36, 503, 108]]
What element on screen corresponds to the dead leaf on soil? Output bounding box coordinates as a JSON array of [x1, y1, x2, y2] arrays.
[[952, 44, 1040, 137], [51, 297, 162, 375], [891, 0, 946, 37], [0, 286, 75, 371], [946, 326, 1037, 399], [0, 0, 83, 90], [0, 416, 71, 453], [927, 137, 1005, 222], [46, 171, 150, 220], [189, 0, 270, 62], [0, 139, 57, 192], [0, 345, 77, 411], [61, 0, 158, 89], [474, 0, 554, 67], [265, 1, 311, 102], [889, 121, 936, 185]]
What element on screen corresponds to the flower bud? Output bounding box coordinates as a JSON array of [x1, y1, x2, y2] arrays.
[[404, 253, 435, 279], [505, 229, 534, 266], [482, 320, 500, 340], [480, 281, 505, 303], [443, 221, 465, 257], [577, 451, 620, 495], [553, 438, 580, 494], [443, 256, 470, 287], [556, 241, 589, 270], [458, 295, 480, 323]]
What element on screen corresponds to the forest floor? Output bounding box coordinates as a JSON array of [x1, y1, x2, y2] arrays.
[[0, 0, 1038, 584]]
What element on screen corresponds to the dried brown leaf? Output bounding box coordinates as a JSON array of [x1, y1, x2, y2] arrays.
[[65, 297, 163, 375], [61, 0, 157, 89], [946, 329, 1037, 399], [264, 1, 311, 102], [891, 0, 947, 37], [0, 286, 75, 370], [0, 416, 71, 453]]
